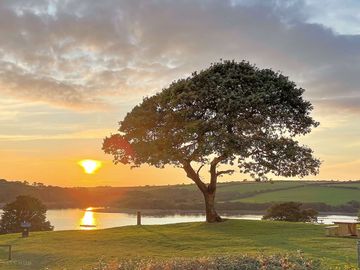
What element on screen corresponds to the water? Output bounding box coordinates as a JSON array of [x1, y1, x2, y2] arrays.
[[0, 208, 357, 231]]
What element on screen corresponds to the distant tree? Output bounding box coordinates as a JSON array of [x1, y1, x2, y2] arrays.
[[103, 60, 320, 223], [263, 202, 318, 222], [0, 195, 53, 234]]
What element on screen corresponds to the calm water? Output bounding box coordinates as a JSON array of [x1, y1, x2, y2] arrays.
[[0, 208, 357, 231]]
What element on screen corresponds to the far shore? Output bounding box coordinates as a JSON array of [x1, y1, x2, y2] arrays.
[[93, 207, 266, 215], [91, 207, 359, 217], [0, 206, 358, 216]]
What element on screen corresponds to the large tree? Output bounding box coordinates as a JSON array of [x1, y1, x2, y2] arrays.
[[0, 195, 53, 234], [103, 60, 320, 223]]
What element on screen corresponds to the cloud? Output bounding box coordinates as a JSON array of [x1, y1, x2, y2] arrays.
[[0, 0, 359, 112]]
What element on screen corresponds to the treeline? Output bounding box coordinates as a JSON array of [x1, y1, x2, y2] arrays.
[[1, 179, 359, 213], [0, 179, 128, 208]]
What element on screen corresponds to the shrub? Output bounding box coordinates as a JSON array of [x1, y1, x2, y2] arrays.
[[92, 254, 321, 270], [0, 195, 53, 234], [262, 202, 318, 222]]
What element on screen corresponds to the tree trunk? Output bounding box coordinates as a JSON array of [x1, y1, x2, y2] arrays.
[[203, 191, 222, 223]]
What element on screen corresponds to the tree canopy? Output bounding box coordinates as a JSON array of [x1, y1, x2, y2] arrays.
[[263, 202, 318, 222], [0, 195, 53, 234], [103, 60, 320, 222]]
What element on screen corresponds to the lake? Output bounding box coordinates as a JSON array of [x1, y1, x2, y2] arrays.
[[0, 208, 357, 231]]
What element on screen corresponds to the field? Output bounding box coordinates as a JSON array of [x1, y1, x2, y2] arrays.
[[0, 219, 358, 269], [212, 181, 360, 208], [233, 185, 360, 205]]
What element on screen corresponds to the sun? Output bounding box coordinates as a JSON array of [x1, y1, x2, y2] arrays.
[[78, 159, 102, 174]]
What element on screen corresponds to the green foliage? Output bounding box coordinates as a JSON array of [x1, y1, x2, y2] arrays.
[[263, 202, 318, 222], [104, 254, 321, 270], [0, 195, 53, 234], [0, 220, 357, 269], [103, 60, 320, 181]]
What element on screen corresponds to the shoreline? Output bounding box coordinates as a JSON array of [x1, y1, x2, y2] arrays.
[[91, 207, 359, 217], [1, 206, 358, 216]]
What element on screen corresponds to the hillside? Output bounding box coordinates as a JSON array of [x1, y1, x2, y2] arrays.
[[112, 180, 360, 213], [0, 219, 357, 269], [0, 179, 359, 213], [0, 179, 129, 208]]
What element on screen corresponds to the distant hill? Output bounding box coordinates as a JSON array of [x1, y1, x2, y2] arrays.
[[0, 179, 129, 208], [0, 179, 359, 213]]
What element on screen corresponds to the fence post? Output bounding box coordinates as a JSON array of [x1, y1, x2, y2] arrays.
[[137, 211, 141, 226], [358, 240, 360, 269], [8, 245, 11, 261]]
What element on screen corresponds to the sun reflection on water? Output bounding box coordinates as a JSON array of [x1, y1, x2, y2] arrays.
[[80, 207, 97, 230]]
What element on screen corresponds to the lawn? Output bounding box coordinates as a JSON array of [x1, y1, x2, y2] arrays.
[[0, 219, 358, 269], [235, 186, 360, 205]]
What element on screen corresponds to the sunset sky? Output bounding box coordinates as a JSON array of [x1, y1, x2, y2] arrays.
[[0, 0, 359, 187]]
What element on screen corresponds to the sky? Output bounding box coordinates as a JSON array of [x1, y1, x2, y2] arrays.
[[0, 0, 359, 187]]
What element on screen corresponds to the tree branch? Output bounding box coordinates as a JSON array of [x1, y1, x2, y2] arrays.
[[182, 161, 207, 193], [216, 169, 235, 176], [210, 154, 227, 167], [196, 164, 205, 177], [209, 154, 227, 192]]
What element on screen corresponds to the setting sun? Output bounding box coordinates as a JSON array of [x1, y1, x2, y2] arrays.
[[78, 160, 102, 174]]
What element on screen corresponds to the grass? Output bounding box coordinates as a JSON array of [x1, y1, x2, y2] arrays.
[[330, 182, 360, 189], [0, 219, 358, 269], [177, 180, 360, 207], [235, 186, 360, 205], [216, 181, 307, 193]]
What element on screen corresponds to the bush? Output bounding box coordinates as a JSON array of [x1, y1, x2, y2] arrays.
[[262, 202, 318, 222], [0, 195, 53, 234], [92, 254, 321, 270]]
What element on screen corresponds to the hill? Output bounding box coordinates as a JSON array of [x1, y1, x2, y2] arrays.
[[112, 180, 360, 213], [0, 179, 359, 213], [0, 219, 357, 269]]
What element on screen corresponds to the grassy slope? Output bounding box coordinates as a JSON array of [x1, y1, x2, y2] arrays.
[[331, 182, 360, 188], [216, 181, 307, 193], [235, 186, 360, 205], [0, 220, 358, 269]]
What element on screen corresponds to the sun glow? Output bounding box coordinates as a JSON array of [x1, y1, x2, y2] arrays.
[[78, 159, 102, 174], [80, 207, 96, 230]]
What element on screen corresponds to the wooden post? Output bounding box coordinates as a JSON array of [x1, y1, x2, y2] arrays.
[[8, 245, 11, 261], [358, 240, 360, 268], [137, 211, 141, 226]]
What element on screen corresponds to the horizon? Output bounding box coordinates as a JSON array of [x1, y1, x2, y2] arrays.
[[0, 0, 359, 186], [1, 178, 360, 189]]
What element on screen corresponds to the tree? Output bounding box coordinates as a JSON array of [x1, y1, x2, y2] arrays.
[[262, 202, 318, 222], [103, 60, 320, 223], [0, 195, 53, 234]]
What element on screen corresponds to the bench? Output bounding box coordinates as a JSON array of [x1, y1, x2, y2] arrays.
[[325, 225, 339, 237]]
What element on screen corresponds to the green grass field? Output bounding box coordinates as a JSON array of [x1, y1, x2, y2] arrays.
[[234, 185, 360, 205], [178, 180, 360, 206], [216, 181, 307, 193], [0, 220, 358, 269]]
